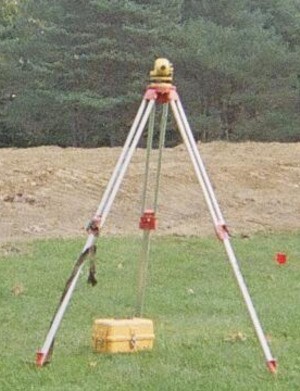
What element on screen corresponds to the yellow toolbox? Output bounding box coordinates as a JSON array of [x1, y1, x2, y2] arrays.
[[92, 318, 154, 353]]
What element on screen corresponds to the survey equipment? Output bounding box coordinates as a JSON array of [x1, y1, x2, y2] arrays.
[[36, 59, 277, 373]]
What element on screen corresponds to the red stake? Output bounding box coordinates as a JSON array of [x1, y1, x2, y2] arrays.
[[276, 252, 287, 264]]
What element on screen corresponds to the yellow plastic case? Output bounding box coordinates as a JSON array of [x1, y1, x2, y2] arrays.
[[92, 318, 154, 353]]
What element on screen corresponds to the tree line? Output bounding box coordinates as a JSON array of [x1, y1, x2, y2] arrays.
[[0, 0, 300, 148]]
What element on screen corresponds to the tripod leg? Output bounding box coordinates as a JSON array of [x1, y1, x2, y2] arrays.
[[99, 99, 155, 226], [136, 105, 156, 317], [36, 252, 87, 366], [136, 230, 151, 316], [223, 238, 277, 372], [96, 99, 148, 218], [170, 100, 219, 227], [36, 98, 155, 366], [170, 98, 277, 372], [136, 103, 168, 316], [175, 98, 226, 227], [140, 105, 156, 213], [153, 103, 168, 211], [82, 99, 156, 252]]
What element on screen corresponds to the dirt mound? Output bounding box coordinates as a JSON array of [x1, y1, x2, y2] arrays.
[[0, 142, 299, 243]]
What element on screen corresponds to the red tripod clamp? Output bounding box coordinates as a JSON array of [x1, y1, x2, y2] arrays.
[[86, 215, 101, 236], [215, 223, 229, 241], [144, 85, 178, 104], [139, 209, 157, 230]]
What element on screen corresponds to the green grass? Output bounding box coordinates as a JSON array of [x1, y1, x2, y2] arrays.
[[0, 232, 299, 390]]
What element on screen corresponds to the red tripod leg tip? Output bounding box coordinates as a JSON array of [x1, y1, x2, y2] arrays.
[[36, 351, 46, 367], [267, 360, 277, 374]]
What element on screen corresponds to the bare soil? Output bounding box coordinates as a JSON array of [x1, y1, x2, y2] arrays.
[[0, 142, 299, 244]]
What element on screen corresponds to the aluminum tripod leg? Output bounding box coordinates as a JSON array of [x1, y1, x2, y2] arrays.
[[170, 98, 277, 373], [175, 98, 226, 225], [36, 98, 155, 367], [36, 257, 84, 366], [140, 105, 156, 213], [135, 106, 156, 316], [95, 98, 148, 223], [98, 100, 155, 226], [136, 104, 168, 316], [153, 104, 168, 211], [136, 230, 151, 316]]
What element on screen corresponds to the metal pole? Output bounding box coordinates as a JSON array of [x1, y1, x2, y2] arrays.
[[136, 230, 151, 316], [100, 100, 155, 226], [36, 263, 83, 366], [153, 104, 168, 212], [136, 103, 156, 316], [36, 98, 155, 366], [136, 103, 168, 316], [141, 105, 156, 213], [223, 238, 276, 367], [96, 98, 148, 217], [175, 98, 225, 224], [170, 96, 277, 373], [170, 100, 219, 226]]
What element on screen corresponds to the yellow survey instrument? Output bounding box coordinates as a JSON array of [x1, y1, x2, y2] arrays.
[[149, 58, 173, 85]]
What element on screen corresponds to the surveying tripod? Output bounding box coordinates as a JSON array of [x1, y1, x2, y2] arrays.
[[36, 58, 277, 373]]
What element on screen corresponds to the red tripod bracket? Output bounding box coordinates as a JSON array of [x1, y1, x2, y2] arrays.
[[144, 85, 178, 104], [215, 223, 229, 241], [86, 215, 101, 236], [139, 209, 157, 230]]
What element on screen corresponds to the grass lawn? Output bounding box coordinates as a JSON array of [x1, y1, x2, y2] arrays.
[[0, 232, 299, 390]]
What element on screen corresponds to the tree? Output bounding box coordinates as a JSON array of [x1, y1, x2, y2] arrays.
[[1, 0, 299, 146], [3, 0, 181, 147], [248, 0, 300, 49], [169, 0, 300, 141], [0, 0, 22, 146]]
